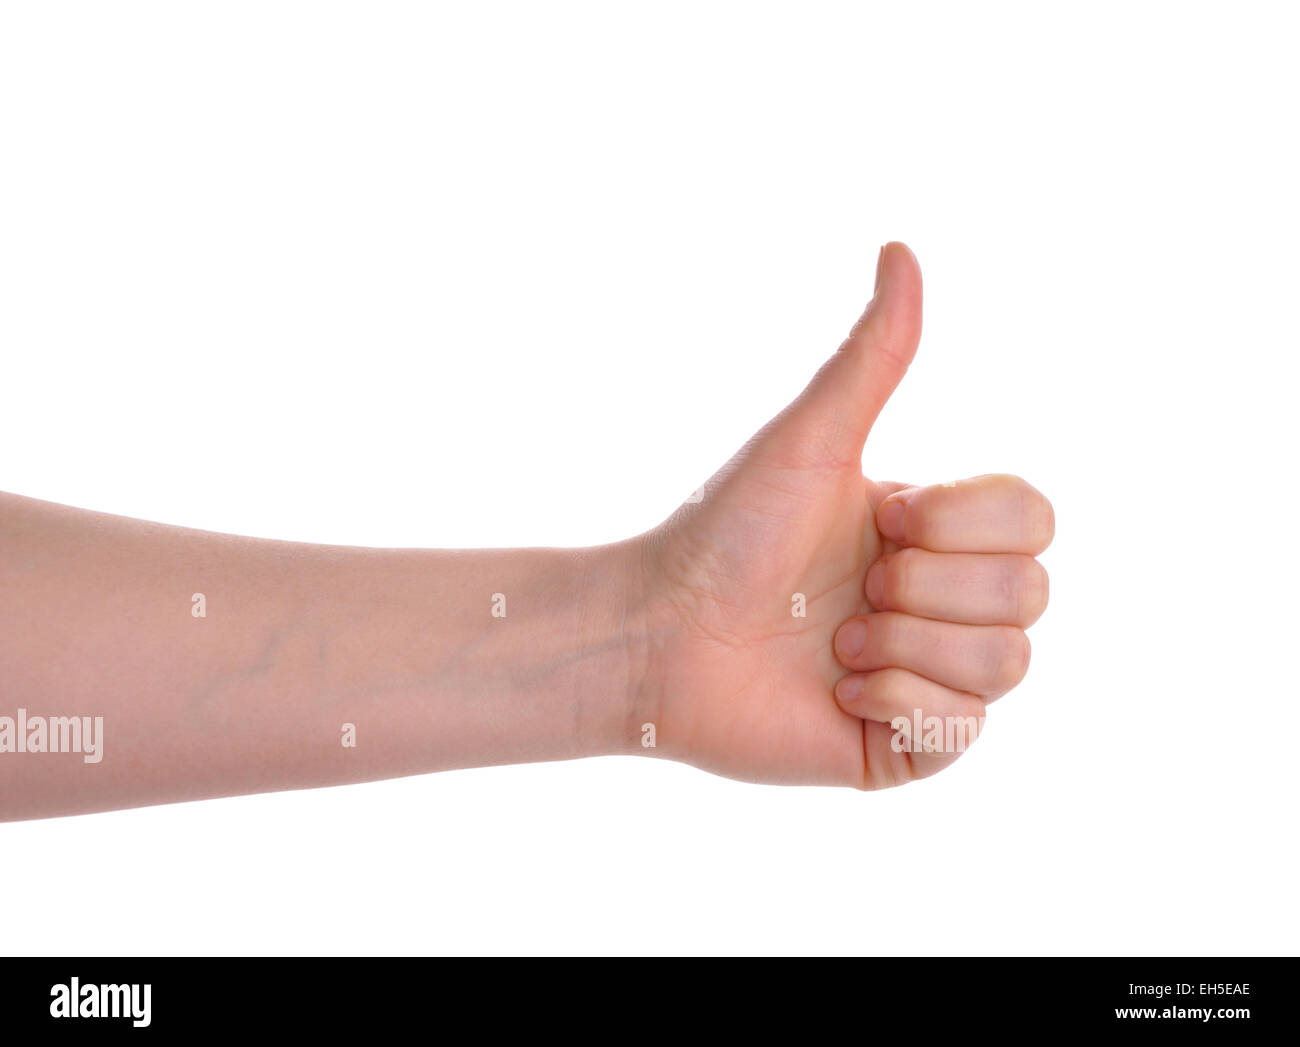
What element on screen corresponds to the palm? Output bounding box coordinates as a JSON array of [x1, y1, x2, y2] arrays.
[[651, 458, 899, 785]]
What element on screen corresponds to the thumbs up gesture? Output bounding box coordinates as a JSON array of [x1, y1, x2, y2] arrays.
[[640, 243, 1054, 788]]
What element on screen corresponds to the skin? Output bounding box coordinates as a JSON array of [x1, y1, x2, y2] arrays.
[[0, 242, 1051, 820], [640, 242, 1052, 787]]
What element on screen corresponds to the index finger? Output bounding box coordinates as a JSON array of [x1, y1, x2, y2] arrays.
[[875, 474, 1054, 554]]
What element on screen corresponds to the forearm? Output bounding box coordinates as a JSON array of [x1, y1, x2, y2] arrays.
[[0, 492, 650, 820]]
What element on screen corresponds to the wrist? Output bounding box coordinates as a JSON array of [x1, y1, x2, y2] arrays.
[[571, 537, 661, 758]]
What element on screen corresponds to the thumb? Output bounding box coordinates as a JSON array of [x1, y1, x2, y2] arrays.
[[772, 241, 923, 465]]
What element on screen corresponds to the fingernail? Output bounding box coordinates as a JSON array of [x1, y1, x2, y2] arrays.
[[836, 675, 864, 703], [865, 560, 886, 608], [877, 488, 916, 543], [836, 618, 868, 659], [873, 244, 887, 296]]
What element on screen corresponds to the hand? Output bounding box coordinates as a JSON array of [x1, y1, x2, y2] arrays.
[[638, 243, 1053, 788]]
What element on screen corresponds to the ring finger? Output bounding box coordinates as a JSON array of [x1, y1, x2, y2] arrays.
[[834, 611, 1031, 699]]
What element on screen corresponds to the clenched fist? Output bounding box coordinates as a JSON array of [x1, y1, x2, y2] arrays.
[[638, 242, 1054, 788]]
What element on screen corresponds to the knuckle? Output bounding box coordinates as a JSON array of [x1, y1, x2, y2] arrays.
[[996, 628, 1032, 690], [982, 472, 1028, 498], [1012, 557, 1049, 625], [1018, 483, 1055, 551], [873, 612, 907, 663], [1020, 559, 1050, 624], [997, 557, 1024, 620], [888, 548, 922, 608], [874, 666, 908, 713]]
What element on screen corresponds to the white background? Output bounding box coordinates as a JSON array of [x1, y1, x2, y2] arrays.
[[1, 1, 1296, 955]]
